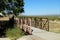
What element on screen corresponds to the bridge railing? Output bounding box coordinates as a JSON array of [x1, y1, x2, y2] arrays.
[[15, 17, 49, 34]]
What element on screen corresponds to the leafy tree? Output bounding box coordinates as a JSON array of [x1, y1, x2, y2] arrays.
[[0, 0, 24, 16]]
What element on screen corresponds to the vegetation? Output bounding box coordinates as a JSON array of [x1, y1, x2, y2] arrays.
[[0, 0, 25, 39], [19, 15, 60, 21], [6, 25, 25, 40], [0, 0, 24, 16]]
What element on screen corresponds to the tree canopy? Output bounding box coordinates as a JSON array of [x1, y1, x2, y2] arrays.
[[0, 0, 24, 16]]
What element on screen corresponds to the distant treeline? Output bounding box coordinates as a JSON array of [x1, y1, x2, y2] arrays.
[[19, 16, 60, 21]]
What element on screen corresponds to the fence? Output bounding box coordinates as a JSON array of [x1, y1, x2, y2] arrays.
[[0, 16, 49, 35], [16, 17, 49, 32]]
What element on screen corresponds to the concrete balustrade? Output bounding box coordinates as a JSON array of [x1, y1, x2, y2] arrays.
[[15, 17, 49, 35], [28, 18, 32, 26], [20, 18, 23, 29], [23, 24, 28, 32], [28, 26, 32, 35]]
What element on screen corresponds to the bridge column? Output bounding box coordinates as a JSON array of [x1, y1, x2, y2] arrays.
[[23, 18, 28, 32], [30, 18, 32, 26], [47, 18, 49, 31], [15, 17, 19, 27], [18, 18, 20, 27], [20, 18, 23, 29], [40, 18, 42, 29], [34, 17, 36, 27], [31, 18, 34, 27], [27, 18, 32, 26], [29, 18, 32, 34], [25, 18, 27, 25]]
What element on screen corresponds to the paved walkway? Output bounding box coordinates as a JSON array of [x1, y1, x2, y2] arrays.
[[0, 27, 60, 40], [32, 27, 60, 40], [0, 38, 10, 40], [17, 35, 45, 40], [17, 27, 60, 40]]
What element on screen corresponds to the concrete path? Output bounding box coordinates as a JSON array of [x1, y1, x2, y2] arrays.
[[32, 27, 60, 40], [17, 27, 60, 40], [17, 35, 45, 40], [0, 38, 11, 40], [1, 27, 59, 40]]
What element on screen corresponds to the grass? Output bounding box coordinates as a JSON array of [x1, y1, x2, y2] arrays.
[[6, 25, 25, 40]]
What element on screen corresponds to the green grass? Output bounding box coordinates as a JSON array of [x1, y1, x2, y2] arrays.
[[6, 26, 25, 40]]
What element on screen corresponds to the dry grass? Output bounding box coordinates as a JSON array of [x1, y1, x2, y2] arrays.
[[49, 20, 60, 33]]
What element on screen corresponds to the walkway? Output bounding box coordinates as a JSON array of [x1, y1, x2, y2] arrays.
[[0, 27, 60, 40], [32, 27, 60, 40], [17, 27, 60, 40]]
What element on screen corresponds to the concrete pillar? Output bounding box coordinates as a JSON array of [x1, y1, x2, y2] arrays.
[[29, 18, 32, 26], [34, 18, 36, 27], [40, 18, 42, 29], [15, 17, 19, 27], [25, 18, 27, 25], [28, 27, 32, 35], [18, 18, 20, 27], [20, 18, 23, 29], [39, 18, 41, 29], [23, 24, 27, 32], [32, 18, 35, 27]]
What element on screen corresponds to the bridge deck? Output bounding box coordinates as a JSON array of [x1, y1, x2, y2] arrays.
[[31, 27, 60, 40]]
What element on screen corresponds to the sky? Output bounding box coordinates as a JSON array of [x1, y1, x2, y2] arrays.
[[21, 0, 60, 16]]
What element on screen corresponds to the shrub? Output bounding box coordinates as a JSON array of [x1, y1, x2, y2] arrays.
[[6, 26, 25, 40]]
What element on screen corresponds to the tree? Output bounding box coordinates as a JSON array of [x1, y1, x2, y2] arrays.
[[0, 0, 24, 16]]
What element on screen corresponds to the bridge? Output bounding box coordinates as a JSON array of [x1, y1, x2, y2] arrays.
[[16, 16, 60, 40], [15, 16, 49, 34], [0, 16, 60, 40]]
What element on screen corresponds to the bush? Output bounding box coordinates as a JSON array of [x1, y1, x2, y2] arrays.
[[6, 26, 25, 40]]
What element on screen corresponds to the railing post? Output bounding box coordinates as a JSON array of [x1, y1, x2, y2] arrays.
[[20, 18, 23, 29], [25, 18, 27, 25], [40, 18, 42, 29], [29, 18, 32, 26], [47, 18, 49, 31], [34, 17, 36, 27]]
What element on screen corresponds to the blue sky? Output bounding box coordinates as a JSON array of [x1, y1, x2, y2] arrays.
[[22, 0, 60, 16]]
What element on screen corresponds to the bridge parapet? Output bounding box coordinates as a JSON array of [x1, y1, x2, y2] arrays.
[[15, 17, 49, 34]]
